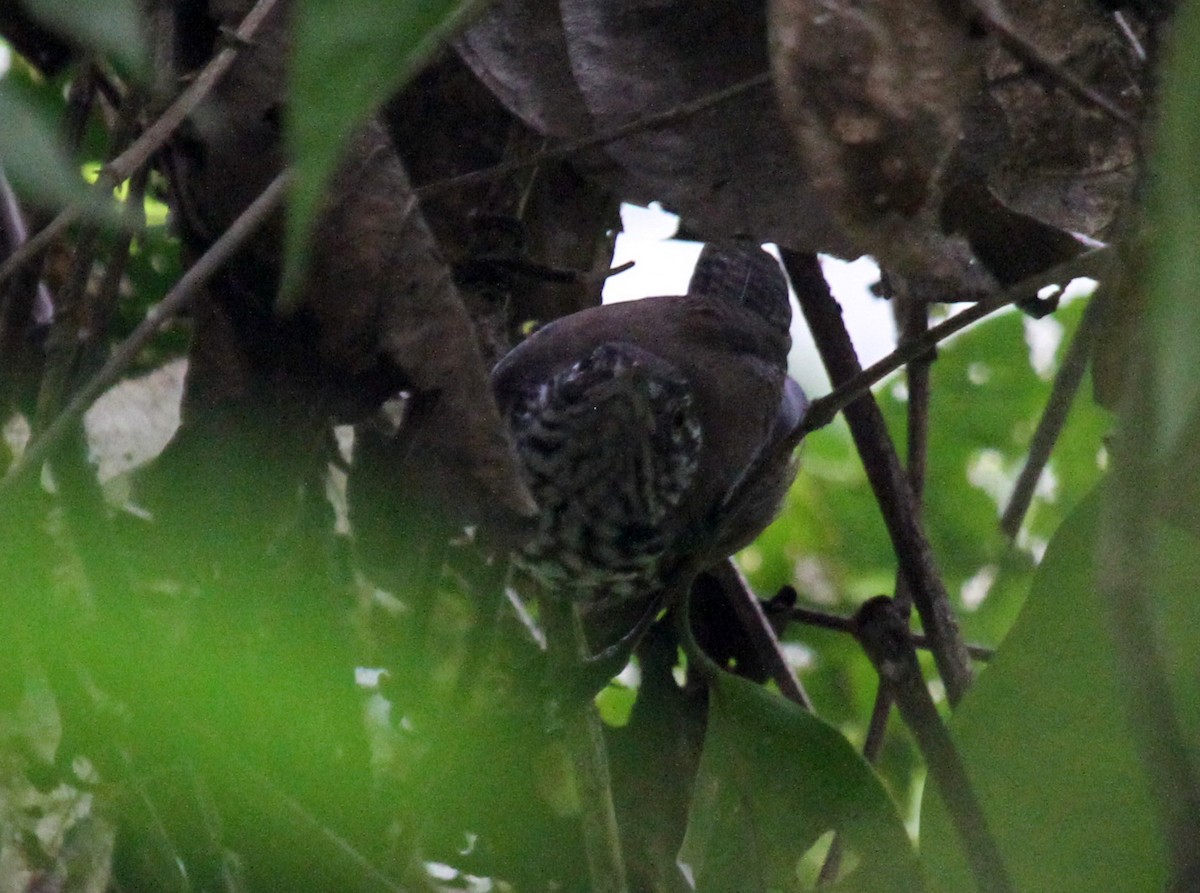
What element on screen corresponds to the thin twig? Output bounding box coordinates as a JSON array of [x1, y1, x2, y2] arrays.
[[713, 251, 1109, 528], [87, 161, 150, 349], [34, 83, 144, 435], [999, 291, 1105, 539], [38, 100, 150, 607], [1112, 11, 1148, 64], [415, 73, 772, 199], [0, 0, 281, 291], [897, 295, 933, 524], [711, 559, 813, 710], [0, 169, 291, 502], [792, 605, 994, 662], [862, 294, 934, 737], [855, 596, 1015, 893], [968, 0, 1137, 129], [783, 249, 975, 705], [114, 747, 195, 893], [795, 248, 1112, 443], [33, 225, 102, 431], [0, 161, 53, 326]]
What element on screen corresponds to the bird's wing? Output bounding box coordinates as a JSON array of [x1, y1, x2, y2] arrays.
[[719, 375, 808, 513]]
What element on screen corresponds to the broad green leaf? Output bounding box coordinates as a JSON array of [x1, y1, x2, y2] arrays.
[[0, 78, 90, 209], [1152, 524, 1200, 772], [283, 0, 484, 307], [1146, 0, 1200, 458], [22, 0, 149, 78], [920, 488, 1166, 893], [679, 672, 925, 893]]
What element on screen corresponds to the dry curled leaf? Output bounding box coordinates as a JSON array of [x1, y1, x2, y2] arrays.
[[382, 48, 620, 334], [457, 0, 854, 255], [459, 0, 1147, 296], [455, 0, 596, 143], [160, 0, 536, 536], [978, 0, 1141, 239], [769, 0, 982, 279]]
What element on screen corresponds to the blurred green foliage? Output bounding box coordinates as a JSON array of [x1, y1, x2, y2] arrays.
[[21, 0, 148, 80], [4, 0, 1200, 891]]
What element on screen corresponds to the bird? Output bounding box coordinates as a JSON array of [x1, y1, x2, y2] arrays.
[[491, 241, 808, 617]]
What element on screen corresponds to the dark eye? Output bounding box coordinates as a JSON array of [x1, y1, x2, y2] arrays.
[[672, 407, 689, 432]]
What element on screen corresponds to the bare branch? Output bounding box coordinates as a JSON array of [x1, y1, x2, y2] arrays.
[[999, 291, 1105, 539], [0, 162, 52, 326], [416, 73, 772, 199], [792, 605, 994, 662], [710, 559, 813, 710], [855, 596, 1015, 893], [968, 0, 1137, 129], [783, 249, 975, 704], [0, 0, 282, 291], [0, 170, 291, 502], [855, 292, 935, 773], [797, 248, 1112, 442]]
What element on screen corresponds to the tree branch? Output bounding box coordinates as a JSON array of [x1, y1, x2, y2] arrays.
[[782, 250, 975, 705], [0, 161, 53, 326], [859, 291, 933, 774], [796, 248, 1112, 442], [854, 596, 1014, 893], [0, 0, 282, 291], [967, 0, 1137, 130], [999, 290, 1104, 539], [791, 604, 994, 661], [416, 73, 772, 199], [0, 169, 291, 502], [710, 559, 813, 710]]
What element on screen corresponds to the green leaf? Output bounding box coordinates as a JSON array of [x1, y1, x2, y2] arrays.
[[679, 672, 925, 893], [0, 78, 90, 209], [1146, 0, 1200, 458], [920, 488, 1166, 893], [595, 679, 637, 728], [283, 0, 484, 308], [21, 0, 149, 79], [1152, 525, 1200, 773]]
